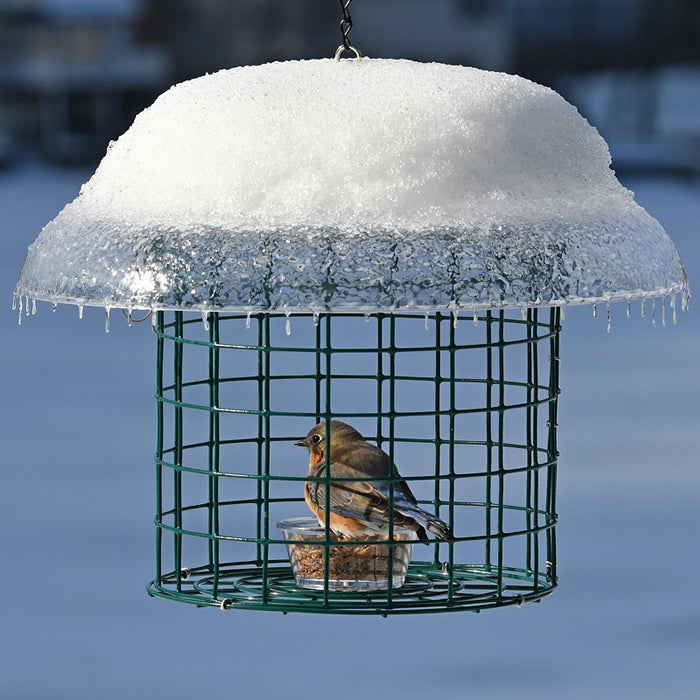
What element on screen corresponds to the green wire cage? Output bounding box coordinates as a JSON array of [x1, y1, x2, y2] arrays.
[[14, 57, 688, 616], [149, 309, 560, 614]]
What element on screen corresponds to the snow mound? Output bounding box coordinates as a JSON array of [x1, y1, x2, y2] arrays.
[[15, 58, 689, 312]]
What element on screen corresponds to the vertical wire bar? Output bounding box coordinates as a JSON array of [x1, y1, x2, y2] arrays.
[[376, 313, 384, 449], [525, 312, 532, 574], [433, 313, 442, 569], [315, 313, 323, 423], [375, 314, 388, 595], [484, 311, 494, 572], [208, 313, 220, 598], [387, 314, 397, 603], [261, 314, 272, 602], [447, 314, 457, 602], [526, 309, 535, 585], [496, 311, 506, 597], [322, 314, 333, 604], [313, 313, 329, 598], [173, 312, 184, 591], [532, 309, 542, 591], [532, 309, 542, 592], [155, 311, 165, 586], [256, 314, 265, 567], [547, 308, 561, 586]]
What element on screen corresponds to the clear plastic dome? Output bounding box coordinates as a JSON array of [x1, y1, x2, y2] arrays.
[[15, 58, 690, 314]]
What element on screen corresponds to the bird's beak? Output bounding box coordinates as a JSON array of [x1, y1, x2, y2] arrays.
[[294, 439, 307, 447]]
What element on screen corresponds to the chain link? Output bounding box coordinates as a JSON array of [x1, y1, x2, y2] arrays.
[[339, 0, 354, 50], [336, 0, 362, 60]]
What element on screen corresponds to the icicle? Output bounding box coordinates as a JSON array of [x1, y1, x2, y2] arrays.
[[245, 311, 251, 329], [682, 291, 689, 312], [606, 303, 611, 334], [11, 295, 16, 311], [17, 296, 22, 325], [671, 295, 677, 325], [313, 311, 320, 327], [560, 305, 566, 321], [105, 307, 111, 333], [473, 310, 479, 326], [31, 299, 36, 315], [201, 311, 209, 332], [126, 308, 134, 328], [364, 311, 371, 323], [424, 312, 429, 331], [25, 297, 30, 316], [662, 296, 666, 327], [521, 307, 527, 321], [626, 301, 631, 318], [78, 305, 84, 320], [641, 299, 646, 318], [285, 310, 292, 336], [592, 304, 597, 319], [651, 297, 656, 327], [52, 302, 57, 312], [452, 309, 458, 328]]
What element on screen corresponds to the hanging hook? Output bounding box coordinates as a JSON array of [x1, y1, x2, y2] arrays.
[[335, 44, 362, 61], [335, 0, 362, 60]]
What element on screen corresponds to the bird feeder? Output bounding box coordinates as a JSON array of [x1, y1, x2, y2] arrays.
[[14, 52, 689, 615]]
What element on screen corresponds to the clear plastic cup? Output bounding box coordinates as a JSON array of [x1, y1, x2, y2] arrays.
[[277, 517, 417, 591]]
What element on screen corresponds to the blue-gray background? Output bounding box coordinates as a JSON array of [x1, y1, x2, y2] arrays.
[[1, 2, 699, 698]]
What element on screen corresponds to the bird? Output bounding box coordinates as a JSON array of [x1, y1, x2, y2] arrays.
[[295, 420, 451, 543]]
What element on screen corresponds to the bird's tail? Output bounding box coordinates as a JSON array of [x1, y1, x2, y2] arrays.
[[402, 506, 451, 541]]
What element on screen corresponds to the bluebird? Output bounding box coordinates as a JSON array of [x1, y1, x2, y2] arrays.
[[295, 420, 451, 542]]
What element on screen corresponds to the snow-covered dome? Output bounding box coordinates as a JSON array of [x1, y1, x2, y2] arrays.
[[15, 58, 689, 313]]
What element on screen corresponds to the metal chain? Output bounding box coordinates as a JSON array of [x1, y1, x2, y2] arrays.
[[335, 0, 362, 60], [339, 0, 353, 50]]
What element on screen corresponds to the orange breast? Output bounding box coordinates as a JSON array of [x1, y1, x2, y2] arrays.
[[308, 450, 325, 472], [304, 483, 325, 527]]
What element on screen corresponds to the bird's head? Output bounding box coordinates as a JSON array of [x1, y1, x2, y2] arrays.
[[294, 420, 365, 459]]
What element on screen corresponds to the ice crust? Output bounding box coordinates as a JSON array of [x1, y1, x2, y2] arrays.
[[15, 58, 690, 312]]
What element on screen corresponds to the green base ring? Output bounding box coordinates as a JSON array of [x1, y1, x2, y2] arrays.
[[147, 563, 556, 615]]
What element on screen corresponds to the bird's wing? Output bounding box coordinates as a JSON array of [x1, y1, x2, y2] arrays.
[[393, 467, 419, 507], [337, 443, 420, 508], [307, 470, 390, 526], [308, 462, 421, 529], [338, 444, 421, 509]]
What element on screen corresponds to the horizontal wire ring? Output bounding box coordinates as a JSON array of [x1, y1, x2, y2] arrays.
[[121, 308, 153, 323]]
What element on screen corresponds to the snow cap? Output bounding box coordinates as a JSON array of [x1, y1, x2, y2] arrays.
[[15, 58, 690, 313]]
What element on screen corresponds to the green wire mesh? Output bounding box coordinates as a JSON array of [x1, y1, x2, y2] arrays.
[[147, 308, 561, 615]]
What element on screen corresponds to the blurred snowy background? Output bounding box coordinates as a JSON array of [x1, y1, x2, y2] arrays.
[[1, 1, 699, 698]]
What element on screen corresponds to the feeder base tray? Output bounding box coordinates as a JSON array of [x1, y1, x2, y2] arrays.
[[147, 563, 556, 615]]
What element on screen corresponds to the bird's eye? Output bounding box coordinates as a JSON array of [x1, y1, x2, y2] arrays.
[[311, 434, 322, 445]]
